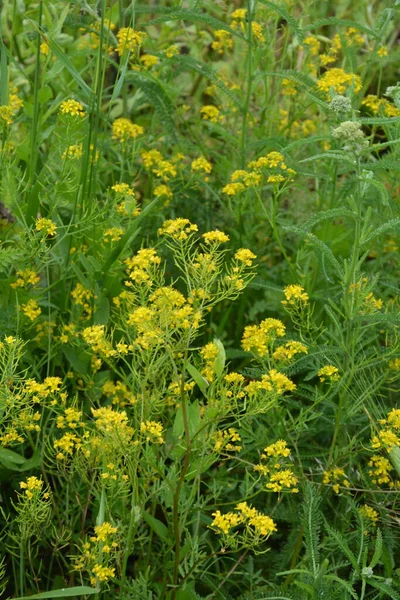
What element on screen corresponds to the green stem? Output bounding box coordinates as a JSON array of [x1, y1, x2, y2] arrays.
[[240, 1, 253, 168]]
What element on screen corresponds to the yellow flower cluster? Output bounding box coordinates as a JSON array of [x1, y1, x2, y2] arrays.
[[282, 284, 309, 306], [140, 54, 158, 69], [142, 149, 178, 181], [125, 247, 161, 287], [25, 376, 63, 400], [234, 249, 256, 266], [57, 407, 83, 429], [111, 182, 135, 196], [362, 94, 400, 117], [201, 341, 219, 382], [202, 230, 230, 245], [112, 118, 144, 142], [35, 218, 57, 237], [62, 144, 83, 160], [211, 502, 277, 538], [245, 370, 296, 395], [104, 227, 124, 243], [19, 476, 44, 499], [71, 283, 94, 318], [59, 99, 85, 117], [317, 68, 362, 98], [318, 365, 340, 383], [359, 504, 378, 525], [223, 152, 295, 195], [213, 428, 242, 453], [323, 467, 350, 494], [368, 454, 395, 487], [82, 325, 116, 358], [140, 420, 164, 444], [11, 269, 40, 289], [211, 30, 233, 54], [230, 9, 265, 43], [0, 105, 14, 125], [273, 341, 308, 362], [371, 408, 400, 451], [21, 299, 41, 321], [158, 218, 198, 241], [102, 380, 136, 407], [200, 105, 222, 123], [115, 27, 146, 55], [191, 156, 212, 175], [254, 440, 299, 493], [242, 318, 286, 356], [92, 406, 134, 445]]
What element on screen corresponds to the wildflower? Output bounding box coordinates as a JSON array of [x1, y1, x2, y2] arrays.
[[91, 564, 115, 583], [234, 248, 256, 266], [242, 319, 286, 356], [19, 476, 43, 499], [140, 420, 164, 444], [251, 22, 265, 43], [323, 467, 350, 494], [318, 365, 340, 383], [62, 144, 83, 160], [200, 105, 222, 123], [21, 299, 41, 321], [152, 160, 177, 181], [282, 284, 309, 306], [266, 469, 299, 493], [35, 218, 57, 237], [317, 68, 362, 98], [164, 45, 179, 58], [222, 182, 245, 196], [273, 341, 308, 362], [140, 54, 158, 68], [94, 522, 117, 542], [0, 105, 14, 125], [362, 95, 400, 117], [282, 78, 297, 96], [115, 27, 146, 56], [235, 502, 277, 536], [213, 428, 242, 453], [201, 341, 219, 382], [82, 325, 116, 358], [104, 228, 124, 243], [158, 218, 198, 241], [191, 157, 212, 174], [210, 510, 242, 535], [368, 455, 394, 486], [303, 36, 321, 56], [111, 183, 135, 196], [112, 118, 144, 142], [40, 41, 50, 55], [59, 99, 85, 117], [202, 230, 230, 244], [12, 269, 40, 289], [329, 95, 352, 118], [377, 46, 388, 58], [359, 504, 379, 525], [263, 440, 291, 458], [212, 30, 233, 54], [71, 283, 94, 318]]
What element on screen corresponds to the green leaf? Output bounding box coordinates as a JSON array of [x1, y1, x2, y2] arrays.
[[13, 586, 99, 599], [257, 0, 304, 41], [186, 363, 209, 397], [93, 297, 110, 326], [213, 338, 226, 378], [0, 448, 26, 470], [62, 346, 90, 376], [143, 511, 169, 543]]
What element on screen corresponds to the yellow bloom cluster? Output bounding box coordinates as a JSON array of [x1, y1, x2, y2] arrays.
[[11, 269, 40, 289], [212, 30, 233, 54], [140, 420, 164, 444], [140, 54, 158, 69], [125, 247, 161, 287], [213, 428, 242, 453], [245, 370, 296, 395], [191, 157, 213, 174], [82, 325, 116, 358], [371, 408, 400, 451], [211, 502, 277, 539], [92, 406, 134, 444], [25, 376, 63, 400], [21, 299, 41, 321], [242, 318, 286, 356], [317, 68, 362, 98], [234, 248, 256, 266], [362, 94, 400, 117], [112, 118, 144, 142], [57, 407, 83, 429], [158, 218, 198, 241], [282, 284, 309, 306], [115, 27, 146, 56], [223, 151, 295, 195], [0, 105, 14, 125], [202, 230, 230, 244], [102, 380, 136, 407], [323, 467, 350, 494], [104, 227, 124, 243], [273, 341, 308, 362], [200, 105, 222, 123], [230, 10, 265, 43], [318, 365, 340, 383], [368, 454, 398, 488], [254, 440, 299, 492], [19, 476, 44, 499], [359, 504, 379, 525], [35, 218, 57, 237], [59, 99, 85, 117], [303, 36, 321, 56], [71, 283, 94, 318], [201, 341, 219, 382], [141, 149, 177, 182], [62, 144, 83, 160], [111, 182, 135, 196]]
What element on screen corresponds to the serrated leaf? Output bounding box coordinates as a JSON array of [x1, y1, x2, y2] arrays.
[[257, 0, 304, 41]]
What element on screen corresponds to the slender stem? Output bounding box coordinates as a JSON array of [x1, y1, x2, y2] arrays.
[[240, 1, 253, 168]]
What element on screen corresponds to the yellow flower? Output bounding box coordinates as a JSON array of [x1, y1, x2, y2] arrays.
[[200, 105, 222, 123], [164, 45, 179, 58], [112, 118, 144, 142], [359, 504, 378, 524], [158, 218, 198, 241], [282, 284, 309, 306], [242, 319, 286, 356], [22, 299, 41, 321], [140, 54, 159, 68], [202, 230, 230, 244], [273, 341, 308, 362], [59, 99, 85, 117], [318, 365, 340, 383], [317, 68, 362, 98], [35, 218, 57, 237], [191, 157, 212, 174], [115, 27, 146, 56], [377, 46, 388, 58], [111, 183, 135, 196], [104, 227, 124, 243], [212, 30, 233, 54], [234, 248, 256, 266], [140, 420, 164, 444], [0, 105, 14, 125]]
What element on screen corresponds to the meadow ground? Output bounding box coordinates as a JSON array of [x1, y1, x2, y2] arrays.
[[1, 0, 400, 598]]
